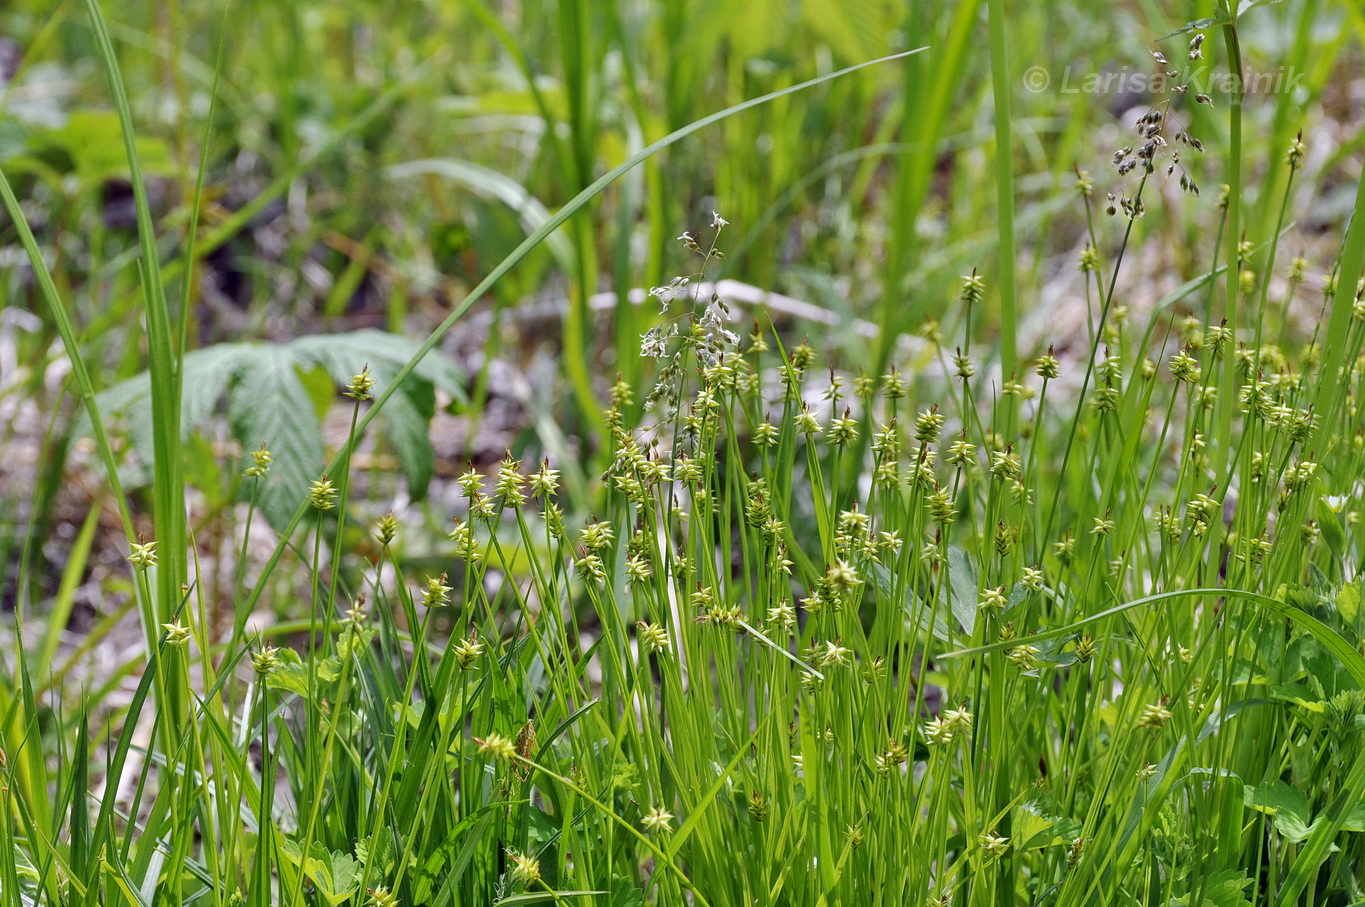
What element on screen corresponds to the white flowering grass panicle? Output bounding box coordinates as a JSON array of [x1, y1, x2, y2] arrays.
[[639, 216, 741, 425]]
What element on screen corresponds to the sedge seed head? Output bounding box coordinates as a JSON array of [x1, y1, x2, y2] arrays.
[[374, 512, 399, 546], [642, 806, 674, 833], [345, 365, 374, 400], [252, 644, 280, 677], [244, 442, 273, 478], [507, 850, 541, 885], [128, 539, 158, 571], [308, 476, 338, 511], [478, 733, 517, 761]]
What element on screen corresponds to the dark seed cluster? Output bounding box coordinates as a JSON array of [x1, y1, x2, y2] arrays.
[[1107, 32, 1209, 217]]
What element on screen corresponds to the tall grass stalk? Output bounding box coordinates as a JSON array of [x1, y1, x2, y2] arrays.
[[83, 0, 186, 641], [985, 0, 1018, 382]]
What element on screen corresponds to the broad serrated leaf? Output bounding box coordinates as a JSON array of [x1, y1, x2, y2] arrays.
[[1269, 683, 1327, 713], [1244, 780, 1317, 843], [1015, 798, 1082, 850], [1004, 582, 1028, 615], [287, 329, 466, 402], [1316, 496, 1346, 562], [228, 345, 324, 532], [1014, 804, 1054, 850], [265, 647, 341, 700], [287, 330, 460, 497], [182, 433, 229, 508], [178, 342, 253, 434], [89, 340, 251, 486], [84, 330, 461, 525], [372, 369, 437, 499], [1173, 869, 1253, 907], [277, 839, 360, 907], [1337, 580, 1361, 625], [609, 877, 645, 907], [311, 847, 360, 906], [264, 648, 310, 697], [85, 370, 157, 480], [296, 362, 337, 420]]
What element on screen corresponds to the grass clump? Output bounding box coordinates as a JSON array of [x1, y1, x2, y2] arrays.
[[12, 202, 1365, 903], [3, 2, 1365, 906]]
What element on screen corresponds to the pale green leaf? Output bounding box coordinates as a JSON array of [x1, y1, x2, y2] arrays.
[[228, 345, 324, 532], [1170, 869, 1253, 907], [802, 0, 894, 63], [1336, 581, 1361, 625], [1244, 781, 1317, 843], [278, 839, 360, 906], [1269, 684, 1327, 713], [40, 110, 176, 183], [947, 545, 979, 635]]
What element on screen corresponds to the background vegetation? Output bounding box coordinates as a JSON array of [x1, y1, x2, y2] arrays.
[[2, 0, 1365, 904]]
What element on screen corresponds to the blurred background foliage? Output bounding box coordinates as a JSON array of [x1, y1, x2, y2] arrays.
[[0, 0, 1361, 599]]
